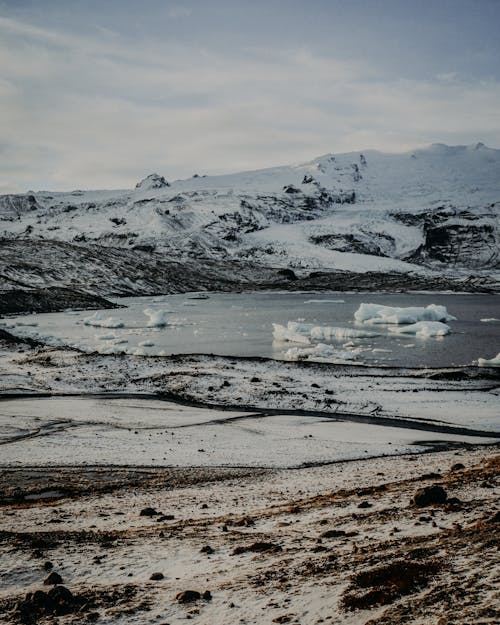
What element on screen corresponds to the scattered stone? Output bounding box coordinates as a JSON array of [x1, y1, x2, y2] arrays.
[[358, 501, 372, 509], [150, 572, 164, 580], [272, 615, 293, 623], [176, 590, 201, 603], [451, 463, 465, 471], [413, 485, 447, 507], [44, 571, 63, 585], [140, 507, 159, 517], [250, 376, 260, 383], [321, 530, 346, 539], [231, 541, 282, 556], [202, 590, 212, 601], [200, 545, 214, 554], [43, 561, 53, 571]]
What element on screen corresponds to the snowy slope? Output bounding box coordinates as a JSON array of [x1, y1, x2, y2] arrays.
[[1, 143, 499, 287]]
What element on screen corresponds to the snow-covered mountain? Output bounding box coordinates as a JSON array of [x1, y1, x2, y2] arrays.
[[1, 142, 499, 297]]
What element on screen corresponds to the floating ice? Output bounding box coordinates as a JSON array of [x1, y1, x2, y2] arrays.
[[480, 318, 499, 323], [143, 308, 169, 327], [284, 343, 361, 363], [310, 325, 380, 340], [389, 321, 451, 337], [272, 323, 311, 344], [304, 299, 346, 304], [112, 338, 128, 345], [139, 340, 155, 347], [354, 303, 456, 325], [96, 332, 116, 341], [477, 352, 500, 367], [83, 312, 124, 328], [15, 321, 38, 327]]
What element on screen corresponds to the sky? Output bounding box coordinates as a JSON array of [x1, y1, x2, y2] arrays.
[[1, 0, 500, 192]]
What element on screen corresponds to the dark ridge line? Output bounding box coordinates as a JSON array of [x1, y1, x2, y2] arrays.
[[0, 390, 498, 440]]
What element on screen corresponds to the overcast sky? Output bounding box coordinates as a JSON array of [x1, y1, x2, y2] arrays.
[[1, 0, 499, 192]]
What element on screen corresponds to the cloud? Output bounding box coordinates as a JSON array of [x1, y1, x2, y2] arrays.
[[0, 14, 499, 192]]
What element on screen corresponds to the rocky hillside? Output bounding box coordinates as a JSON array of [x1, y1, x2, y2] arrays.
[[1, 143, 499, 299]]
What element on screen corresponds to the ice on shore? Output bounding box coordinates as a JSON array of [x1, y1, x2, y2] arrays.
[[284, 343, 361, 363], [143, 308, 169, 327], [477, 352, 500, 367], [83, 312, 124, 328], [310, 325, 379, 340], [389, 321, 451, 337], [354, 303, 456, 325]]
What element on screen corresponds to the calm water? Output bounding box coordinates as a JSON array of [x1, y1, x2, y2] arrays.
[[4, 292, 500, 368]]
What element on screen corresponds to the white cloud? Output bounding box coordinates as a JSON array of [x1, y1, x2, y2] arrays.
[[0, 14, 499, 192]]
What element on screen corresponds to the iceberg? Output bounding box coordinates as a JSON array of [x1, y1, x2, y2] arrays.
[[389, 321, 451, 337], [272, 323, 311, 344], [143, 308, 169, 327], [477, 352, 500, 367], [354, 303, 456, 325], [83, 312, 124, 328], [310, 325, 380, 340]]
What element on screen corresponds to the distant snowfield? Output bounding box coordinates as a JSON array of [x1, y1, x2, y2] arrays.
[[1, 142, 499, 285]]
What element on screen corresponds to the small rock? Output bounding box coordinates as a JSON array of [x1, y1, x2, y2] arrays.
[[44, 571, 63, 585], [140, 507, 159, 517], [250, 377, 260, 383], [451, 463, 465, 471], [43, 561, 53, 571], [150, 572, 164, 580], [320, 530, 346, 539], [200, 545, 214, 554], [231, 541, 281, 556], [357, 501, 372, 509], [413, 485, 447, 507], [176, 590, 201, 603], [202, 590, 212, 601]]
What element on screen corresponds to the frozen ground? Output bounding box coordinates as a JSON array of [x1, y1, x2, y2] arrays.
[[0, 448, 498, 624]]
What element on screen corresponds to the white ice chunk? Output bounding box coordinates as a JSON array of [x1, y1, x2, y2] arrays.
[[83, 312, 124, 328], [143, 308, 169, 327], [304, 299, 345, 304], [96, 332, 116, 341], [389, 321, 451, 337], [480, 318, 499, 322], [272, 323, 311, 344], [284, 343, 361, 363], [477, 352, 500, 367], [138, 340, 155, 347], [310, 325, 380, 340], [354, 303, 456, 325]]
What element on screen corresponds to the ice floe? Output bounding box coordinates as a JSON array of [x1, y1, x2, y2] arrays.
[[304, 299, 346, 304], [96, 332, 117, 341], [284, 343, 362, 363], [143, 308, 169, 327], [477, 352, 500, 367], [310, 325, 380, 340], [138, 340, 155, 347], [354, 303, 456, 325], [389, 321, 451, 337], [83, 312, 124, 328], [272, 323, 311, 344], [480, 318, 499, 323]]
